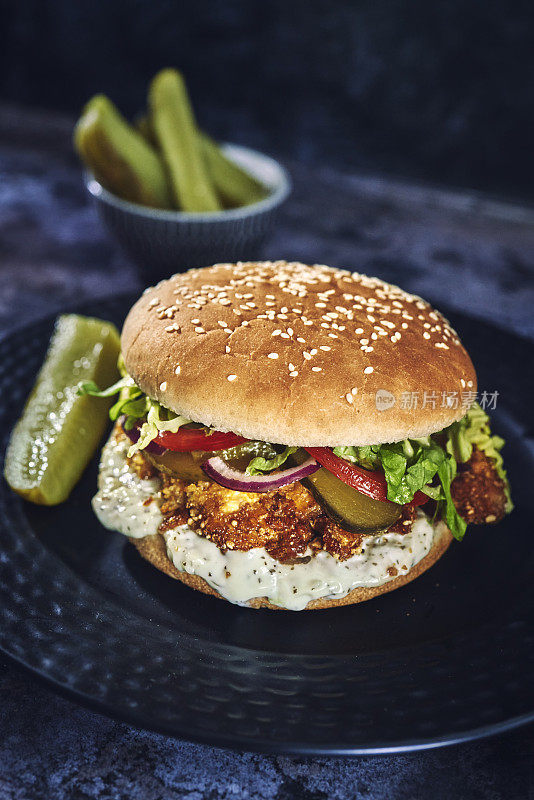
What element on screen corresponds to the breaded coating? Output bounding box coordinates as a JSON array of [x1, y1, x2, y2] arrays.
[[316, 517, 365, 561], [159, 473, 189, 530], [185, 480, 321, 562], [451, 447, 507, 524]]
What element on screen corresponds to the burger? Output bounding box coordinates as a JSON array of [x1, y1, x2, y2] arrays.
[[81, 261, 512, 611]]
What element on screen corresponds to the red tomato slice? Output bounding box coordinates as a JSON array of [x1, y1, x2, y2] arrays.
[[154, 428, 249, 452], [304, 447, 428, 507]]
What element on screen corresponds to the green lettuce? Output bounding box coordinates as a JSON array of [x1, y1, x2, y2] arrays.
[[437, 456, 467, 540], [77, 360, 190, 456], [246, 446, 298, 475], [444, 403, 512, 512], [333, 403, 510, 540]]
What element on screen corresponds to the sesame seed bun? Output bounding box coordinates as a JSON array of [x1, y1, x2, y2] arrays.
[[132, 523, 453, 610], [121, 261, 476, 446]]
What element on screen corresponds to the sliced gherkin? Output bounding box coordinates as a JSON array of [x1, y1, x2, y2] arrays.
[[4, 315, 120, 505], [303, 468, 402, 535], [199, 134, 268, 208], [74, 94, 172, 208], [149, 69, 221, 212]]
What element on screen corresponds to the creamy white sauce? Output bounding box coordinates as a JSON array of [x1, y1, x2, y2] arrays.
[[93, 432, 442, 611], [92, 433, 162, 539]]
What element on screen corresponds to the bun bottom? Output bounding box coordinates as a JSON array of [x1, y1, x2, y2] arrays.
[[132, 524, 453, 611]]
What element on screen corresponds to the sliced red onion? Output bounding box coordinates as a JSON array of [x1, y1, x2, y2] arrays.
[[201, 455, 320, 492], [120, 416, 166, 455]]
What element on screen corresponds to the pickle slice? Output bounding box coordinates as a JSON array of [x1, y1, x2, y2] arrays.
[[303, 468, 402, 535], [199, 134, 268, 208], [4, 315, 121, 505], [145, 449, 209, 482], [74, 95, 172, 209], [149, 69, 221, 212]]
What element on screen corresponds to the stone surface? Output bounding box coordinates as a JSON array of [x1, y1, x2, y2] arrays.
[[0, 105, 533, 799]]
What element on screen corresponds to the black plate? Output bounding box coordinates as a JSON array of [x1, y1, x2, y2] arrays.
[[0, 294, 533, 755]]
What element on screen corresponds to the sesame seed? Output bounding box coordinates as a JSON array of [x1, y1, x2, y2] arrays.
[[423, 332, 431, 339], [268, 352, 279, 359], [195, 326, 205, 333], [281, 332, 290, 339], [296, 337, 306, 343], [227, 374, 237, 382], [312, 366, 322, 372], [225, 346, 230, 353], [345, 393, 354, 404], [174, 366, 181, 375], [351, 387, 358, 395], [160, 381, 167, 391], [328, 333, 338, 339], [191, 318, 200, 324], [303, 351, 312, 360], [355, 328, 364, 334], [287, 327, 293, 336], [224, 328, 232, 334], [319, 345, 331, 351], [217, 321, 227, 327], [364, 366, 374, 374], [289, 371, 299, 377]]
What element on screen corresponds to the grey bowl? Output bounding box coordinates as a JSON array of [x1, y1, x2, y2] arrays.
[[85, 143, 291, 281]]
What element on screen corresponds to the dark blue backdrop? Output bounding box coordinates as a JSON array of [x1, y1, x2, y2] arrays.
[[1, 0, 532, 198]]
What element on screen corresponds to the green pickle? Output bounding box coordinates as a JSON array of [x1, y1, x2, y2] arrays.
[[4, 315, 121, 505], [199, 134, 268, 208], [74, 94, 172, 208], [149, 69, 221, 212], [303, 468, 402, 535], [290, 450, 402, 534]]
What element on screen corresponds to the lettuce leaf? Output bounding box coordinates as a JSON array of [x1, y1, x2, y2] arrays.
[[333, 445, 380, 470], [77, 365, 190, 456], [246, 446, 298, 475], [378, 440, 446, 506], [437, 457, 467, 540], [444, 403, 512, 512], [333, 403, 510, 539]]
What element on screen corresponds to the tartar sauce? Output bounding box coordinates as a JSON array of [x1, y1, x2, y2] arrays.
[[93, 432, 441, 611]]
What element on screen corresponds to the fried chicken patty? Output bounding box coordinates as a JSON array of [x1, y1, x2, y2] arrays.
[[127, 435, 507, 562], [451, 447, 507, 524], [158, 473, 367, 561]]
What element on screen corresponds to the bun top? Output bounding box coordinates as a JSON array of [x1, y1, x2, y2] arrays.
[[121, 261, 477, 446]]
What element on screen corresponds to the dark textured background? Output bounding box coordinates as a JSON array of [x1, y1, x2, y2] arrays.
[[1, 0, 534, 198]]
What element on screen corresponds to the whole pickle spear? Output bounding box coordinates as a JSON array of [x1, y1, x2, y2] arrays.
[[149, 69, 221, 212], [136, 112, 268, 208], [199, 134, 268, 207], [4, 315, 120, 505], [74, 95, 172, 208]]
